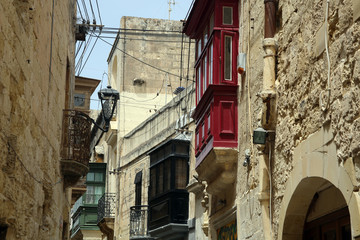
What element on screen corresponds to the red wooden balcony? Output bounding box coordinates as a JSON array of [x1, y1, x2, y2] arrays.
[[184, 0, 239, 195]]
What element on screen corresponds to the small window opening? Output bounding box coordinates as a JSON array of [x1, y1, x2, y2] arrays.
[[223, 7, 233, 25], [224, 36, 232, 80]]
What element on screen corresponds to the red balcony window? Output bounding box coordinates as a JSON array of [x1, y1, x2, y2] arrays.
[[184, 0, 239, 166]]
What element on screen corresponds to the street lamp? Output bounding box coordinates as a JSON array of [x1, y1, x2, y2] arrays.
[[94, 85, 119, 132]]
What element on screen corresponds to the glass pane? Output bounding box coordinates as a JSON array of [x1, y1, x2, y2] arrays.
[[164, 160, 171, 191], [341, 224, 351, 240], [224, 35, 232, 81], [204, 27, 208, 46], [158, 163, 164, 194], [86, 172, 94, 181], [150, 168, 156, 198], [95, 172, 103, 182], [202, 124, 205, 141], [175, 143, 188, 155], [323, 230, 336, 240], [197, 39, 202, 58], [204, 55, 207, 93], [196, 131, 199, 148], [74, 93, 86, 107], [208, 113, 211, 133], [210, 13, 214, 32], [175, 159, 188, 189], [95, 186, 103, 194], [87, 185, 94, 194], [223, 7, 233, 25], [197, 67, 201, 100]]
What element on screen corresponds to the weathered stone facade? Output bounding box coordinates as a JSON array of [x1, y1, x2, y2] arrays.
[[0, 0, 77, 239], [107, 16, 194, 137], [235, 0, 360, 239]]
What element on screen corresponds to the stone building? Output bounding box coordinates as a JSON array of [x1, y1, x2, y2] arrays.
[[92, 17, 195, 240], [113, 84, 196, 240], [184, 0, 360, 239], [0, 0, 95, 239], [107, 16, 194, 137]]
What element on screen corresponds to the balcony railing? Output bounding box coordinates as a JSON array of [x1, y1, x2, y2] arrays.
[[60, 109, 92, 186], [97, 193, 116, 224], [61, 109, 92, 165], [130, 205, 151, 239]]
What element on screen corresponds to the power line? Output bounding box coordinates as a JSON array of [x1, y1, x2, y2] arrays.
[[95, 0, 102, 26], [93, 34, 195, 83], [80, 0, 90, 22], [88, 0, 96, 22], [78, 36, 99, 75], [96, 26, 182, 33], [76, 0, 85, 21]]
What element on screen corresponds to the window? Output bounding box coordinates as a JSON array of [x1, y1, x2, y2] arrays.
[[84, 185, 103, 204], [204, 27, 208, 46], [197, 39, 202, 59], [134, 171, 142, 206], [74, 93, 86, 107], [209, 13, 214, 32], [207, 112, 211, 133], [203, 56, 207, 94], [149, 140, 189, 200], [197, 66, 201, 102], [175, 159, 188, 189], [86, 172, 103, 182], [224, 35, 232, 81], [201, 123, 205, 143], [223, 7, 233, 25]]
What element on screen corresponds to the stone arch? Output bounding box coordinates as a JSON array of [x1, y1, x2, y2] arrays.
[[277, 127, 360, 239]]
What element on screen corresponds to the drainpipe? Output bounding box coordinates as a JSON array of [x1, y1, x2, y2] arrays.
[[257, 1, 277, 240]]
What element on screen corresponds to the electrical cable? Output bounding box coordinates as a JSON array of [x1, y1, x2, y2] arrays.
[[91, 35, 190, 44], [95, 27, 182, 33], [95, 0, 102, 26], [78, 36, 99, 75], [80, 0, 90, 22], [320, 0, 331, 111], [88, 0, 96, 23], [75, 35, 93, 74], [93, 34, 195, 82], [75, 40, 84, 58], [76, 0, 85, 21]]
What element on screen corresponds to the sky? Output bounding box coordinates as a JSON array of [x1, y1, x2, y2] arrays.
[[76, 0, 194, 109]]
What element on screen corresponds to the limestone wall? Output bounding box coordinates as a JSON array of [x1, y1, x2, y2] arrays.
[[0, 0, 76, 239], [274, 0, 360, 237], [236, 0, 360, 239], [108, 16, 195, 137]]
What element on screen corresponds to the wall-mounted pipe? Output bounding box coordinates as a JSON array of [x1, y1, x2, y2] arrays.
[[257, 1, 278, 240], [264, 0, 277, 38]]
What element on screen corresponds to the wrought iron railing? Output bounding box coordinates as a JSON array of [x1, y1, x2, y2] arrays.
[[130, 205, 150, 238], [61, 109, 92, 165], [97, 193, 116, 224]]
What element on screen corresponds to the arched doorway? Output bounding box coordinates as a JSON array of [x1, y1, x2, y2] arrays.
[[277, 127, 360, 240], [280, 177, 351, 240], [303, 181, 351, 239]]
